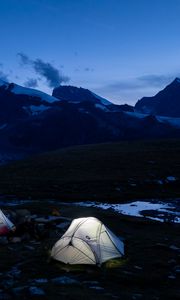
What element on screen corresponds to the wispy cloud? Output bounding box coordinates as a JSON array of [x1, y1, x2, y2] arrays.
[[103, 74, 178, 92], [93, 73, 180, 105], [137, 74, 177, 87], [18, 53, 31, 66], [24, 78, 38, 88], [17, 52, 70, 88]]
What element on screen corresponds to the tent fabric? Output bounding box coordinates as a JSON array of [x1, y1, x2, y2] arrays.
[[0, 209, 15, 235], [51, 217, 124, 265]]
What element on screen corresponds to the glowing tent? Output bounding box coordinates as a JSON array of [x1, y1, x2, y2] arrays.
[[51, 217, 124, 265], [0, 209, 15, 235]]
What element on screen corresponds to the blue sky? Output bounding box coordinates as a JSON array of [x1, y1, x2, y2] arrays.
[[0, 0, 180, 104]]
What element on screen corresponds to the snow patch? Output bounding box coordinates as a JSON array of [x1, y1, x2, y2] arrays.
[[78, 108, 89, 114], [125, 111, 149, 119], [75, 200, 180, 223], [23, 105, 51, 116], [12, 84, 60, 103], [91, 92, 112, 105], [126, 111, 180, 128], [95, 104, 109, 111], [156, 116, 180, 128]]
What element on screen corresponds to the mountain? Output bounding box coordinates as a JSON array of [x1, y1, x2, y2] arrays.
[[135, 78, 180, 117], [53, 85, 135, 113], [0, 79, 180, 163], [52, 85, 112, 105]]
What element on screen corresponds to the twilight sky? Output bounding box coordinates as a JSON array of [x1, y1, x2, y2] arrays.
[[0, 0, 180, 104]]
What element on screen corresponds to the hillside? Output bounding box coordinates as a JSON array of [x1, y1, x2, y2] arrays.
[[0, 139, 180, 202]]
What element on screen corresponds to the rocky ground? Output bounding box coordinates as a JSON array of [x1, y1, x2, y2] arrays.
[[0, 200, 180, 299]]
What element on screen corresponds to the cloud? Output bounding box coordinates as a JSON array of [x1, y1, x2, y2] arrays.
[[93, 73, 180, 105], [17, 52, 31, 65], [84, 67, 94, 72], [0, 70, 9, 82], [103, 74, 179, 92], [18, 53, 70, 88], [33, 59, 69, 87], [24, 78, 38, 88], [137, 74, 176, 87]]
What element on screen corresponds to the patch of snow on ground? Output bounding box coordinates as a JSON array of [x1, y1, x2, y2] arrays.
[[75, 200, 180, 223]]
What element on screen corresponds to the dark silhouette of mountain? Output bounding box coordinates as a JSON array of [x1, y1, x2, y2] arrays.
[[0, 79, 180, 162], [135, 78, 180, 117], [52, 85, 112, 105]]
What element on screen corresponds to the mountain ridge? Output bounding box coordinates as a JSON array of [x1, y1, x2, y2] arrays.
[[135, 77, 180, 117], [0, 78, 180, 162]]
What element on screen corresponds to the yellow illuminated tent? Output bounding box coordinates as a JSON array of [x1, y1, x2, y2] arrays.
[[51, 217, 124, 265]]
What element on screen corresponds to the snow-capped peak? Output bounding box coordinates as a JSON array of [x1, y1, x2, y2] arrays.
[[11, 84, 61, 103]]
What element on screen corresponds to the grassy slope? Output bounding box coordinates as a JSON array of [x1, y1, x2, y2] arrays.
[[0, 139, 180, 201]]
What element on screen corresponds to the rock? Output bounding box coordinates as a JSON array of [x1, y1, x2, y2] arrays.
[[0, 237, 8, 245], [12, 286, 28, 296], [168, 259, 176, 264], [0, 290, 11, 300], [51, 276, 79, 285], [10, 237, 22, 243], [16, 209, 31, 218], [83, 281, 99, 286], [34, 279, 48, 284], [168, 274, 176, 279], [132, 294, 143, 299], [34, 216, 63, 223], [130, 183, 137, 187], [166, 176, 177, 182], [1, 279, 15, 289], [56, 222, 70, 229], [24, 245, 35, 251], [174, 265, 180, 273], [15, 209, 31, 224], [89, 286, 104, 291], [169, 245, 180, 251], [29, 286, 45, 296], [134, 265, 143, 270], [156, 180, 163, 185], [7, 267, 21, 279]]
